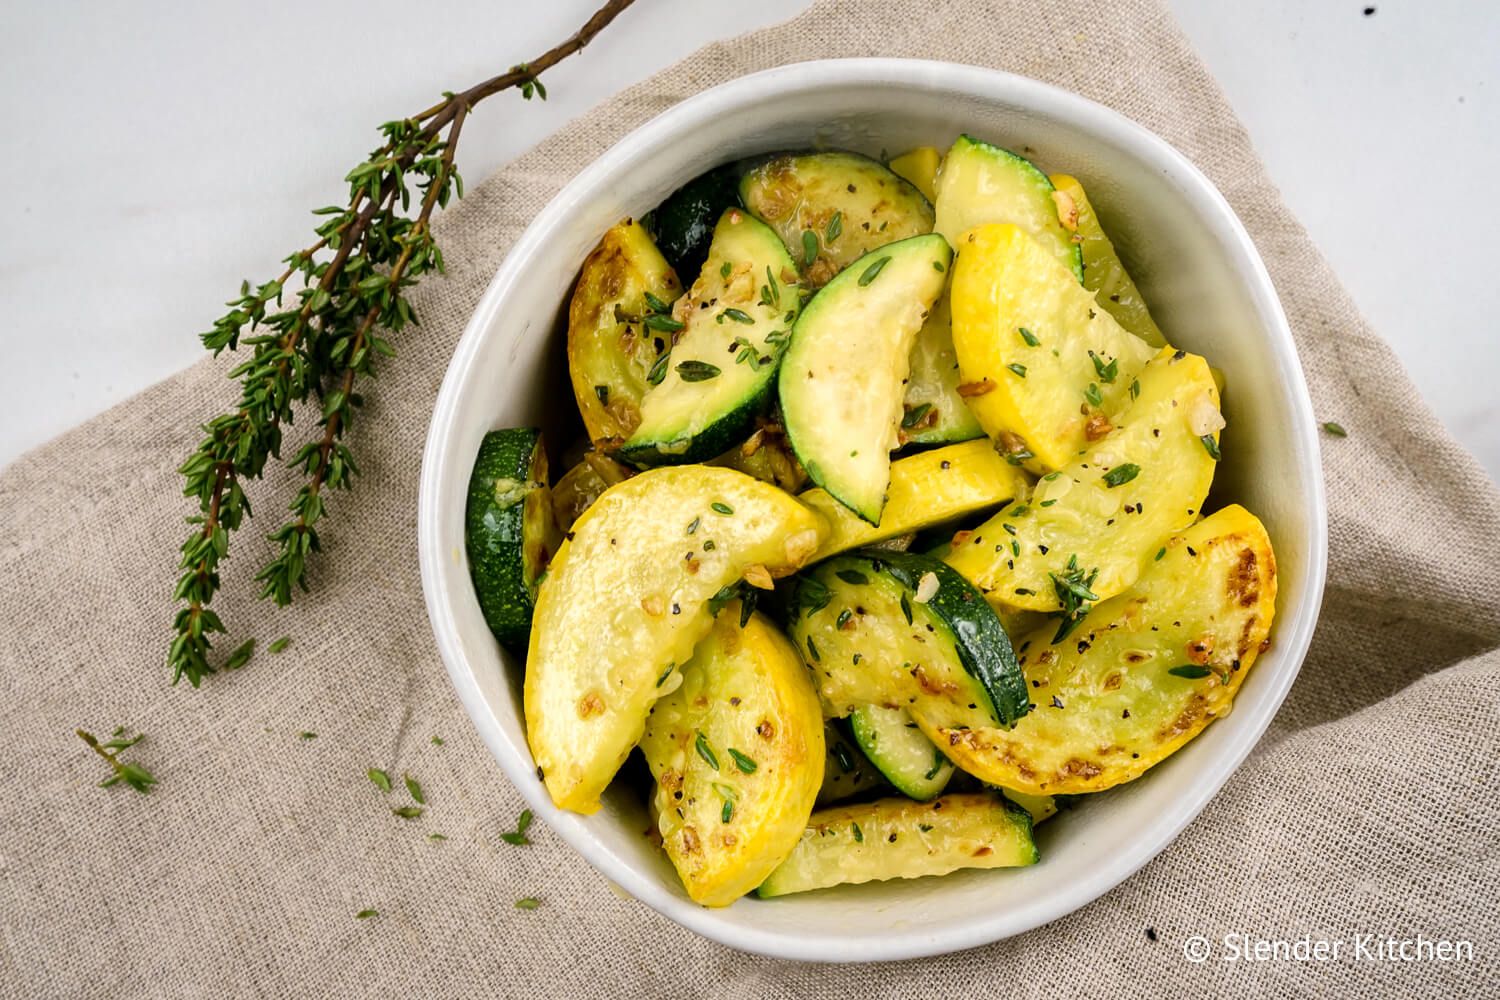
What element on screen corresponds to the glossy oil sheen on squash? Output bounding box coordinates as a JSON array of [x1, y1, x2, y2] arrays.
[[925, 505, 1277, 795], [756, 793, 1037, 897], [945, 348, 1220, 611], [639, 603, 824, 906], [949, 223, 1155, 471], [1048, 174, 1167, 348], [525, 466, 825, 814], [566, 219, 683, 443]]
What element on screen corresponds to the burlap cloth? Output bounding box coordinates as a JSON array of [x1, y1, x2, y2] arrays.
[[3, 0, 1497, 995]]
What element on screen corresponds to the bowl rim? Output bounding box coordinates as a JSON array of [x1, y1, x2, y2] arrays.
[[418, 56, 1329, 963]]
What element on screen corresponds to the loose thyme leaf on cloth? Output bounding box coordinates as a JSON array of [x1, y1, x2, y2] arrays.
[[2, 0, 1499, 996]]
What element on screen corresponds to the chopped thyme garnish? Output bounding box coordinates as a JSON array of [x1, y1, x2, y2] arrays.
[[1089, 351, 1119, 383], [899, 593, 914, 626], [593, 385, 609, 405], [728, 748, 758, 774], [720, 308, 754, 325], [268, 635, 292, 654], [675, 360, 721, 382], [643, 313, 684, 333], [500, 808, 534, 845], [1102, 463, 1140, 488], [1048, 554, 1100, 643], [1200, 434, 1221, 460], [1017, 327, 1040, 347], [802, 230, 819, 267], [430, 735, 445, 746], [355, 909, 379, 920], [391, 806, 423, 819], [646, 352, 670, 385], [1168, 665, 1212, 679], [298, 731, 317, 740], [720, 260, 733, 279], [1084, 382, 1103, 407], [515, 897, 541, 910], [902, 403, 933, 429], [695, 731, 720, 771], [851, 822, 864, 843], [404, 774, 425, 805], [1322, 421, 1348, 438], [858, 256, 891, 286], [1007, 363, 1028, 378], [825, 212, 843, 243], [75, 728, 157, 794], [367, 768, 393, 793], [223, 638, 256, 671], [711, 501, 734, 516], [643, 290, 672, 314], [834, 569, 867, 585]]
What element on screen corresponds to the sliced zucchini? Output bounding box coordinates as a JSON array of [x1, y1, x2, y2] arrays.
[[945, 348, 1220, 615], [618, 209, 800, 467], [525, 466, 825, 813], [949, 222, 1155, 471], [934, 134, 1082, 281], [756, 793, 1037, 897], [999, 788, 1058, 824], [740, 152, 934, 289], [465, 428, 561, 648], [930, 505, 1277, 795], [799, 439, 1028, 562], [550, 451, 633, 533], [848, 705, 953, 800], [818, 718, 889, 805], [566, 220, 684, 444], [639, 602, 824, 907], [779, 234, 952, 523], [787, 550, 1029, 729], [650, 164, 743, 279], [901, 292, 986, 446], [888, 146, 941, 201], [1049, 174, 1166, 348]]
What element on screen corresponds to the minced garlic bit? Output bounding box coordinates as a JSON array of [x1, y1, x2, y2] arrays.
[[913, 571, 940, 604], [1052, 189, 1079, 231], [743, 564, 775, 591]]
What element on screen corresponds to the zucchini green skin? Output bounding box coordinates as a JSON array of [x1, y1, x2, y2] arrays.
[[650, 164, 742, 279], [901, 293, 985, 447], [848, 705, 954, 800], [874, 549, 1029, 727], [818, 718, 889, 805], [618, 209, 801, 468], [788, 550, 1030, 731], [465, 428, 557, 648]]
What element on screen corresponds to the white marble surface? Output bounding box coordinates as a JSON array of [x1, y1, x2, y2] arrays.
[[1, 1, 1495, 478]]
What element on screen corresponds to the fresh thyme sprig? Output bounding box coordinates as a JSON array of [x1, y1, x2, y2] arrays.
[[76, 728, 158, 794], [168, 0, 639, 686]]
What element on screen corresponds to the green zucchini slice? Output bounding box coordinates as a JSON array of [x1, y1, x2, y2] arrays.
[[650, 164, 743, 279], [618, 209, 801, 468], [778, 234, 951, 524], [934, 134, 1083, 282], [786, 550, 1030, 730], [818, 719, 889, 805], [465, 428, 562, 648], [900, 291, 985, 446], [740, 151, 934, 289], [756, 792, 1037, 897], [848, 705, 954, 801]]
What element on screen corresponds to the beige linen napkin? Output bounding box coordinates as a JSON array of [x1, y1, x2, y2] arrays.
[[2, 0, 1496, 995]]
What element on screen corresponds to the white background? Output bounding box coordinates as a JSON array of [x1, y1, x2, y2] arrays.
[[1, 1, 1495, 477]]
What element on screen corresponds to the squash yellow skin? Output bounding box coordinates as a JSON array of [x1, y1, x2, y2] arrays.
[[756, 793, 1037, 897], [945, 347, 1219, 611], [924, 504, 1277, 795], [949, 223, 1155, 471], [640, 604, 825, 907], [525, 466, 826, 814], [1048, 175, 1167, 349], [888, 146, 942, 202], [800, 439, 1029, 562], [566, 219, 683, 444]]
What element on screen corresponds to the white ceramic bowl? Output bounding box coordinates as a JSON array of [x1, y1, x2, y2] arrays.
[[419, 59, 1328, 962]]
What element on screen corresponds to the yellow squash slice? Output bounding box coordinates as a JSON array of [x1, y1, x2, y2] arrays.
[[799, 439, 1029, 562], [949, 223, 1156, 471], [945, 347, 1220, 612], [640, 603, 825, 906], [923, 504, 1277, 795], [566, 219, 684, 444], [525, 466, 825, 813], [757, 793, 1037, 897], [888, 146, 942, 201], [1048, 175, 1167, 348]]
